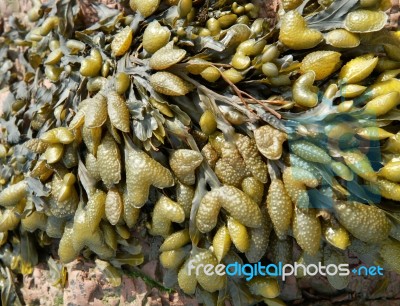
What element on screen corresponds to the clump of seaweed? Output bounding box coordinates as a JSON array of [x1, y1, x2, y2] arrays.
[[0, 0, 400, 304]]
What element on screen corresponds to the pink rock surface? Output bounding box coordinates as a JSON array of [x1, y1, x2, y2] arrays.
[[18, 255, 400, 306], [19, 259, 200, 306]]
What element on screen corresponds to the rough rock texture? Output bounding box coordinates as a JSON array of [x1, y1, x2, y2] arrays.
[[21, 260, 199, 306], [19, 254, 400, 306]]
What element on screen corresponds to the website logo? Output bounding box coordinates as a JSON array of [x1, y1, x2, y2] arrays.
[[187, 261, 384, 281]]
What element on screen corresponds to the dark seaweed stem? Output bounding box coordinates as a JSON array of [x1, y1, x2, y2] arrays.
[[189, 163, 221, 244], [173, 69, 260, 123], [189, 167, 206, 245], [267, 160, 281, 180], [174, 64, 282, 119], [124, 267, 174, 294], [244, 98, 289, 105], [213, 65, 282, 119], [197, 90, 237, 142]]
